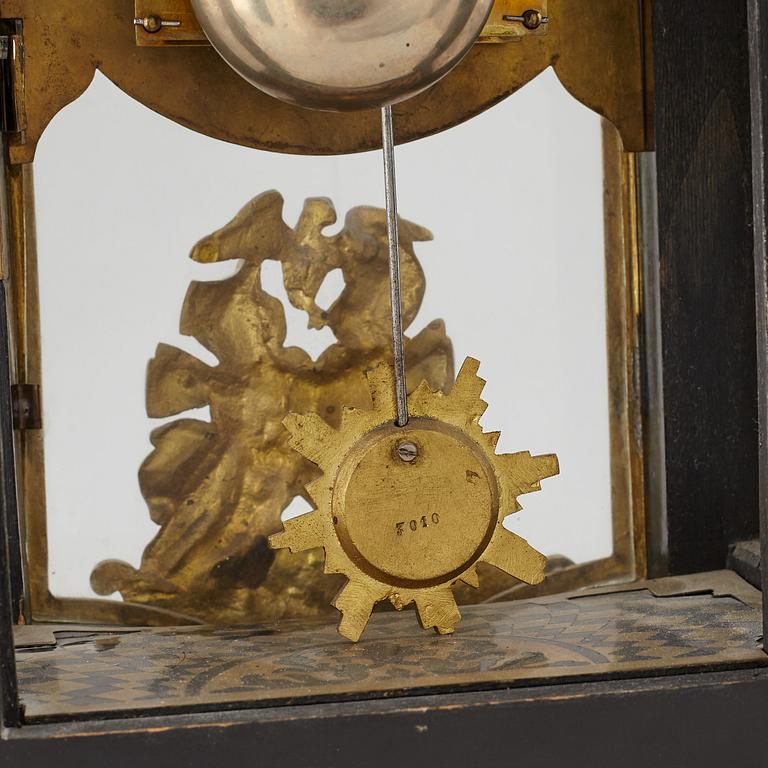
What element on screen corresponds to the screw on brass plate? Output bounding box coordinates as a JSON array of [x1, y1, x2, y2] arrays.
[[503, 9, 549, 30], [133, 15, 181, 33], [396, 442, 419, 463]]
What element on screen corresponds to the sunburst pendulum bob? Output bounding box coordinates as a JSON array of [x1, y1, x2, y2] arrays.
[[269, 102, 560, 643], [269, 360, 559, 641]]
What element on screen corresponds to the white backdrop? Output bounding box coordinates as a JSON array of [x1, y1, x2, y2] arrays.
[[33, 68, 611, 599]]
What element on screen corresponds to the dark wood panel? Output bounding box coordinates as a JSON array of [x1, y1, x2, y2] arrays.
[[649, 0, 759, 574], [748, 0, 768, 647], [13, 571, 763, 723], [3, 669, 768, 767]]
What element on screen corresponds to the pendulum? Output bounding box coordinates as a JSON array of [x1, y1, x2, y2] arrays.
[[187, 0, 560, 641], [269, 110, 559, 642]]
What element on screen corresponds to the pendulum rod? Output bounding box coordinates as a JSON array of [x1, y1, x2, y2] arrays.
[[381, 105, 409, 427]]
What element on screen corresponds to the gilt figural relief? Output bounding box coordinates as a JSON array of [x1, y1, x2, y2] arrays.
[[91, 191, 454, 623]]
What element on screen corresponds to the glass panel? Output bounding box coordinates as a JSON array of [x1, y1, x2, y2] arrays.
[[33, 69, 610, 604]]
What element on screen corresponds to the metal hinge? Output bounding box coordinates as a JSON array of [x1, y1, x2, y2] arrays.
[[12, 383, 41, 430], [0, 20, 25, 133]]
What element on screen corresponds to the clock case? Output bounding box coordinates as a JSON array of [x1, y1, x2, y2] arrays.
[[1, 1, 768, 765]]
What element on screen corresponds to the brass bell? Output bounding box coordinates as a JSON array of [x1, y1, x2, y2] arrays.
[[190, 0, 495, 111]]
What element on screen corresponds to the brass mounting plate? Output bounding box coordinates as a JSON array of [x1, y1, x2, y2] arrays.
[[133, 0, 550, 47]]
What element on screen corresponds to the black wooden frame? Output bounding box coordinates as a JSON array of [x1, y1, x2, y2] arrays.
[[2, 669, 768, 767], [748, 0, 768, 644], [645, 0, 761, 577], [3, 0, 768, 762]]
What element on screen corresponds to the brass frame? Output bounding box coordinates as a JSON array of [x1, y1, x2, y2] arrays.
[[4, 114, 647, 625], [3, 0, 650, 165]]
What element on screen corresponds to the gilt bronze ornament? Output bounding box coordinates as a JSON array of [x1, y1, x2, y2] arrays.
[[90, 191, 454, 624], [270, 358, 559, 641]]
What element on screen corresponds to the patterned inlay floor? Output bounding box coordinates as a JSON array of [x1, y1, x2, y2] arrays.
[[14, 571, 766, 722]]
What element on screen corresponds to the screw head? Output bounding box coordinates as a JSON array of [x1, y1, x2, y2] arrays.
[[396, 441, 419, 463], [142, 15, 163, 33], [522, 9, 543, 29]]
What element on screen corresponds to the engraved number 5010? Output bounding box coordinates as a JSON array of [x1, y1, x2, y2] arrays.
[[396, 513, 441, 536]]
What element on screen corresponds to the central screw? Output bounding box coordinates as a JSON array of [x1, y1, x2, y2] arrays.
[[396, 441, 419, 463]]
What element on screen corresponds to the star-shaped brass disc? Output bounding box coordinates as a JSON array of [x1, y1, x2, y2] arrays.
[[269, 358, 559, 641]]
